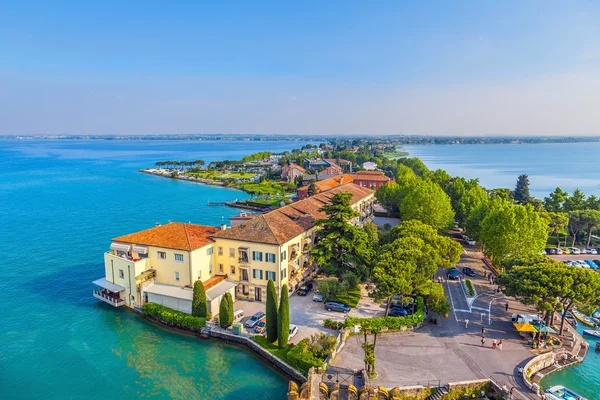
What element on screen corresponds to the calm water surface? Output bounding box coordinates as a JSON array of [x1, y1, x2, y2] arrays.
[[0, 139, 310, 400], [405, 143, 600, 198]]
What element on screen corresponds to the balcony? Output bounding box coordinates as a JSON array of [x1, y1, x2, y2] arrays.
[[238, 257, 249, 264], [93, 289, 126, 307]]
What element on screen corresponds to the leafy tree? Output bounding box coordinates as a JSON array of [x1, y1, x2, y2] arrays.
[[399, 179, 455, 232], [464, 200, 491, 241], [318, 280, 341, 301], [514, 174, 531, 204], [544, 187, 569, 212], [564, 189, 586, 211], [192, 280, 208, 318], [342, 272, 359, 291], [556, 267, 600, 334], [430, 169, 451, 186], [374, 182, 403, 212], [311, 192, 374, 278], [567, 210, 588, 246], [363, 222, 379, 245], [488, 188, 512, 200], [422, 281, 450, 315], [479, 198, 548, 264], [219, 292, 234, 328], [580, 209, 600, 248], [397, 157, 431, 179], [277, 284, 290, 348], [266, 279, 278, 343], [455, 185, 489, 227], [307, 179, 317, 196], [543, 212, 569, 247], [500, 254, 561, 271]]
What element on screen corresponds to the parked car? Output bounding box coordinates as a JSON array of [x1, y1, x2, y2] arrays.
[[296, 285, 309, 296], [593, 260, 600, 268], [584, 260, 597, 269], [586, 248, 598, 255], [244, 312, 266, 328], [389, 308, 409, 317], [325, 301, 351, 313], [462, 267, 476, 277], [555, 248, 563, 255], [288, 324, 299, 342], [541, 249, 547, 255], [447, 268, 460, 280], [561, 248, 570, 255], [466, 239, 476, 246], [569, 247, 581, 254], [254, 320, 266, 334], [312, 291, 324, 302], [545, 247, 557, 255]]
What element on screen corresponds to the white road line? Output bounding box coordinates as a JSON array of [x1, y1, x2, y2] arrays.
[[471, 306, 489, 312], [454, 309, 471, 313], [445, 279, 459, 322]]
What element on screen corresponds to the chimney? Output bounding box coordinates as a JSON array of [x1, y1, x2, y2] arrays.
[[220, 223, 227, 231]]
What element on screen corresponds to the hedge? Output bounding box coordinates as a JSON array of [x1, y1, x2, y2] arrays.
[[344, 296, 425, 330], [142, 302, 206, 332], [286, 338, 326, 373], [464, 279, 475, 297]]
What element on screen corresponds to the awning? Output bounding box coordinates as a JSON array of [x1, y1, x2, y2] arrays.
[[110, 242, 130, 252], [532, 324, 557, 334], [93, 278, 125, 292], [513, 323, 538, 333], [132, 245, 148, 254]]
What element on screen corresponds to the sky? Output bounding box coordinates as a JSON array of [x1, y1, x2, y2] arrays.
[[1, 1, 599, 136]]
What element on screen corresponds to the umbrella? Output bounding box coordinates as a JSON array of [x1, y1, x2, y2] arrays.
[[532, 324, 557, 334], [513, 323, 538, 333]]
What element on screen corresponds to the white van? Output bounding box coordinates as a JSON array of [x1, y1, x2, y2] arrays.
[[233, 310, 244, 321]]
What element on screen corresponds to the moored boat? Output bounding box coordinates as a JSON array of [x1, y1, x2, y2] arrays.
[[545, 385, 587, 400], [582, 329, 600, 338], [572, 310, 597, 327]]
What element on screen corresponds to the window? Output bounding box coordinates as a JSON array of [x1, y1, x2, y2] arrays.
[[281, 268, 287, 279], [281, 250, 287, 261], [209, 264, 213, 274], [266, 253, 276, 263], [229, 248, 235, 258], [253, 269, 263, 280], [198, 270, 202, 280], [174, 254, 184, 262], [157, 251, 166, 259], [218, 247, 223, 256], [175, 271, 180, 281], [266, 271, 276, 281], [119, 269, 124, 279], [252, 251, 263, 261], [206, 247, 214, 256], [219, 263, 223, 273], [230, 265, 236, 275]]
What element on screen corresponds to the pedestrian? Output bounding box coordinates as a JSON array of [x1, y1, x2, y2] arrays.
[[465, 318, 469, 328], [481, 326, 486, 335], [498, 339, 503, 350], [510, 387, 515, 399], [481, 337, 485, 346], [505, 303, 509, 312], [492, 339, 497, 349]]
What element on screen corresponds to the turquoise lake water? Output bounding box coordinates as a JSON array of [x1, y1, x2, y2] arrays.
[[404, 143, 600, 198], [0, 139, 312, 400]]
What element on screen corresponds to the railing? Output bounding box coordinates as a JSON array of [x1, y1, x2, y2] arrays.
[[93, 290, 126, 307], [238, 257, 249, 264]]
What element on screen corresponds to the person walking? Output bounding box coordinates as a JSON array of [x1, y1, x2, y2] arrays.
[[498, 339, 503, 350], [492, 339, 497, 349], [481, 337, 485, 346], [481, 326, 486, 335], [465, 318, 469, 328], [505, 303, 509, 312]]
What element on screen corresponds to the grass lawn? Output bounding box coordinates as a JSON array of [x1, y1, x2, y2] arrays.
[[328, 287, 361, 308], [382, 150, 409, 159], [251, 335, 292, 363]]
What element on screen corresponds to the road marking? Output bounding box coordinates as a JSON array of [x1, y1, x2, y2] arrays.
[[445, 279, 459, 322], [453, 309, 471, 313], [471, 306, 489, 312]]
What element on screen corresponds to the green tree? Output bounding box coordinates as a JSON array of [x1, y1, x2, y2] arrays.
[[567, 210, 588, 246], [399, 179, 455, 232], [363, 222, 379, 245], [192, 280, 208, 318], [277, 284, 290, 348], [544, 187, 569, 212], [514, 174, 531, 204], [543, 212, 569, 248], [342, 272, 359, 291], [564, 189, 586, 211], [266, 279, 278, 343], [479, 198, 548, 264], [422, 281, 450, 315], [488, 188, 512, 200], [307, 179, 317, 196], [375, 182, 403, 212], [580, 209, 600, 248], [455, 185, 489, 227], [311, 192, 374, 278], [218, 292, 234, 328]]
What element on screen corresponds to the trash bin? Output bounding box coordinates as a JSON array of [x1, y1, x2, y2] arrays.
[[233, 323, 244, 335]]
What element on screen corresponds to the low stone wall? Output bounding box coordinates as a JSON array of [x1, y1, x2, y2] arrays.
[[205, 327, 306, 383], [523, 352, 555, 393]]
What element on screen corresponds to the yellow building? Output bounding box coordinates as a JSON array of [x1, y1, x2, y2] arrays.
[[92, 222, 237, 314], [93, 182, 374, 313], [210, 182, 375, 301]]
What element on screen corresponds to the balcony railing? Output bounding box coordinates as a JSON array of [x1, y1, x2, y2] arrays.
[[93, 289, 126, 307], [238, 257, 249, 264]]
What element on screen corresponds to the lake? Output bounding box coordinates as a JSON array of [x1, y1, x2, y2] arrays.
[[0, 139, 312, 400], [404, 142, 600, 199]]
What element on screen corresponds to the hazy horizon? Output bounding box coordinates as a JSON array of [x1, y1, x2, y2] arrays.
[[1, 2, 599, 136]]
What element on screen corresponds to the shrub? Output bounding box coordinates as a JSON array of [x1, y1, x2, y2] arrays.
[[323, 319, 345, 330], [307, 333, 337, 359], [278, 284, 290, 348], [464, 279, 475, 297], [287, 338, 325, 373], [192, 280, 208, 318], [266, 279, 278, 343], [142, 302, 206, 332], [345, 311, 424, 331], [219, 293, 234, 328]]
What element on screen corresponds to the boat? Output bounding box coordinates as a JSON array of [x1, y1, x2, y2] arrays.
[[582, 329, 600, 338], [572, 310, 598, 327], [596, 342, 600, 352], [545, 385, 587, 400], [593, 309, 600, 320]]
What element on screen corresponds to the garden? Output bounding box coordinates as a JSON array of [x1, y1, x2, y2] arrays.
[[142, 302, 206, 332]]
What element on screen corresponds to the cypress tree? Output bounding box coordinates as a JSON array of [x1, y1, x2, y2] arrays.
[[192, 280, 208, 318], [277, 284, 290, 348], [219, 293, 232, 328], [225, 292, 234, 326], [266, 279, 278, 343]]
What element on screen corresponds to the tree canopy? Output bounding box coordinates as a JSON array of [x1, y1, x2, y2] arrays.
[[399, 179, 455, 232], [514, 174, 531, 204]]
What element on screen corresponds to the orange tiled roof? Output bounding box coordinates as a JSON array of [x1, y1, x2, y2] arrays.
[[212, 183, 373, 245], [113, 222, 219, 251], [203, 275, 226, 291], [298, 173, 354, 193], [350, 171, 392, 182]]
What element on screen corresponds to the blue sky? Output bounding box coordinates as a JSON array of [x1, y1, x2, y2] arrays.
[[1, 1, 599, 135]]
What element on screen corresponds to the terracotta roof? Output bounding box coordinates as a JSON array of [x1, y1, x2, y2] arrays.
[[212, 183, 373, 245], [113, 222, 219, 251], [286, 163, 306, 173], [298, 173, 354, 193], [203, 275, 226, 291], [324, 158, 351, 165], [350, 171, 392, 182]]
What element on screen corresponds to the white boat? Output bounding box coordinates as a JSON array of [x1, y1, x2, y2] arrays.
[[582, 329, 600, 338], [545, 385, 587, 400]]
